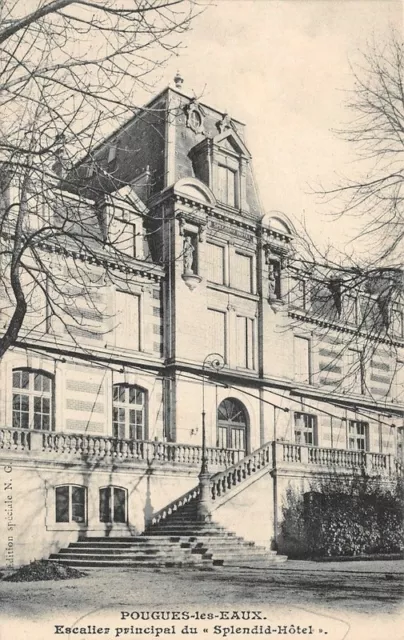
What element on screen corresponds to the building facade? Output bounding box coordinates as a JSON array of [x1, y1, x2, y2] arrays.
[[1, 80, 403, 567]]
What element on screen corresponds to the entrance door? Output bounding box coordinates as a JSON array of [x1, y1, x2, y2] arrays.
[[217, 398, 248, 453]]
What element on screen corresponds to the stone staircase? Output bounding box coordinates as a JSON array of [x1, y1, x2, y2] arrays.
[[50, 441, 287, 569]]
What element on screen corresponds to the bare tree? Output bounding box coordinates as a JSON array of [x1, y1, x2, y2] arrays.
[[283, 32, 404, 400], [319, 30, 404, 265], [0, 0, 201, 358]]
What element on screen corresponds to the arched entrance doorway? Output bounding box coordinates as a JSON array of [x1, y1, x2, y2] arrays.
[[217, 398, 249, 454]]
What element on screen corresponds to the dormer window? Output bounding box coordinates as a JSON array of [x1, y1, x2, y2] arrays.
[[218, 165, 236, 207], [189, 126, 251, 213]]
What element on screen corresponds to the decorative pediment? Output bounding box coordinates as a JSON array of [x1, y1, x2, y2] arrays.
[[261, 211, 296, 242], [213, 129, 251, 159], [111, 184, 148, 215]]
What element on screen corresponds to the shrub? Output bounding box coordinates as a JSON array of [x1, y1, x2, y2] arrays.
[[280, 474, 404, 558]]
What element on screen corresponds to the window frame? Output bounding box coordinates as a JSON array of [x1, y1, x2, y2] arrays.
[[233, 250, 253, 293], [205, 241, 226, 285], [12, 368, 54, 431], [293, 335, 311, 385], [391, 304, 403, 338], [112, 217, 139, 259], [236, 315, 255, 370], [55, 484, 87, 524], [217, 164, 237, 208], [342, 293, 358, 326], [99, 486, 128, 524], [348, 420, 369, 452], [294, 412, 318, 446], [114, 290, 141, 352], [397, 426, 404, 460], [112, 383, 148, 440], [207, 308, 227, 363], [344, 348, 365, 395], [289, 276, 307, 310]]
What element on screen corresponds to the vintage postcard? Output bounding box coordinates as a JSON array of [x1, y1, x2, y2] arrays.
[[0, 1, 403, 640]]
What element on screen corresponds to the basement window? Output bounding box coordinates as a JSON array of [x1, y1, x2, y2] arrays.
[[55, 485, 86, 523], [99, 486, 127, 524]]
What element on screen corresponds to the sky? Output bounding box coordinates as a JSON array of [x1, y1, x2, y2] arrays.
[[147, 0, 402, 252]]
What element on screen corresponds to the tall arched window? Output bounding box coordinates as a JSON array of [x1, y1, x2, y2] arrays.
[[217, 398, 248, 453], [112, 384, 147, 440], [12, 369, 54, 430]]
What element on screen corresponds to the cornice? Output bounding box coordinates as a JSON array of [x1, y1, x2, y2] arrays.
[[288, 308, 404, 348]]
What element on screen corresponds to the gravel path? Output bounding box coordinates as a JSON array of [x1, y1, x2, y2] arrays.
[[0, 561, 403, 640]]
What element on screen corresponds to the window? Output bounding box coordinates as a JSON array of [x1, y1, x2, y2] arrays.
[[294, 336, 310, 384], [359, 295, 379, 331], [397, 427, 404, 460], [55, 485, 86, 523], [207, 309, 226, 359], [344, 348, 364, 395], [289, 277, 306, 310], [21, 270, 49, 332], [111, 217, 138, 258], [236, 316, 255, 369], [233, 252, 253, 293], [218, 165, 236, 207], [393, 361, 404, 402], [206, 242, 225, 284], [99, 487, 127, 524], [391, 305, 403, 338], [12, 369, 53, 430], [115, 291, 140, 351], [294, 413, 317, 445], [348, 420, 369, 451], [112, 384, 146, 440], [343, 294, 358, 325], [217, 398, 248, 453]]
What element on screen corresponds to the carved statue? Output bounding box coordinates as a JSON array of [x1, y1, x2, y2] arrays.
[[217, 113, 232, 133], [183, 236, 195, 274], [268, 263, 276, 300], [268, 261, 281, 301]]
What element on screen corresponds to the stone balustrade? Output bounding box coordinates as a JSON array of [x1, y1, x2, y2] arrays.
[[210, 442, 273, 501], [0, 427, 243, 469], [150, 486, 201, 527], [0, 427, 31, 451], [274, 442, 399, 475], [0, 427, 401, 477]]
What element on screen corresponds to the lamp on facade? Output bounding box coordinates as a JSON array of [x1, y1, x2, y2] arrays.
[[197, 352, 225, 522]]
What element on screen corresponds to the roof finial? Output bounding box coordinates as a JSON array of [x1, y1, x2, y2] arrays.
[[174, 70, 184, 89]]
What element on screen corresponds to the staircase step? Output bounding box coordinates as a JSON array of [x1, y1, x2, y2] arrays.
[[50, 553, 194, 562], [217, 555, 288, 566], [70, 541, 186, 549], [50, 558, 210, 568], [146, 529, 237, 536]]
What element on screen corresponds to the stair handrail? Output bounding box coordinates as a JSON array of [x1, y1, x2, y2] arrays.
[[210, 441, 273, 501], [148, 441, 274, 528], [148, 485, 201, 527]]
